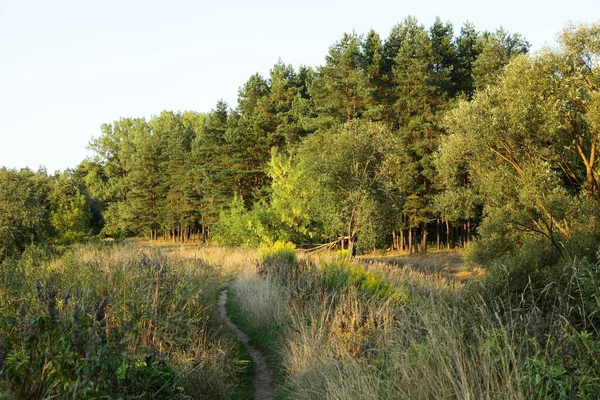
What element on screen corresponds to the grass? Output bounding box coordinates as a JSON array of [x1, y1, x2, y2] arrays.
[[226, 273, 291, 399], [359, 249, 484, 280], [0, 242, 255, 399], [228, 245, 600, 399], [4, 240, 599, 398], [132, 239, 258, 277]]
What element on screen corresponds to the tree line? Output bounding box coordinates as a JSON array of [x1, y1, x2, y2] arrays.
[[2, 18, 599, 266], [0, 168, 102, 258], [76, 17, 530, 251]]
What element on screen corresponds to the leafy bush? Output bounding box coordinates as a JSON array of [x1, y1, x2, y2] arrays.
[[216, 196, 293, 248], [316, 255, 410, 303], [257, 241, 298, 279], [0, 300, 178, 399], [524, 329, 600, 399], [0, 243, 251, 399]]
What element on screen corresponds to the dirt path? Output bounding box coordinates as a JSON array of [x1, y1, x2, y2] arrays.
[[218, 290, 276, 400]]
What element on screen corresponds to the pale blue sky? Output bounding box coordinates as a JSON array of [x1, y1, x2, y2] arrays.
[[0, 0, 597, 173]]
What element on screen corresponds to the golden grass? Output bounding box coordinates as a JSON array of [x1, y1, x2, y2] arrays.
[[227, 248, 527, 400], [127, 239, 259, 277], [359, 249, 472, 278], [230, 272, 292, 330], [101, 243, 525, 399]]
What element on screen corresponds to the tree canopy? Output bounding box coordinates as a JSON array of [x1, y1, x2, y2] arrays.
[[8, 18, 598, 264]]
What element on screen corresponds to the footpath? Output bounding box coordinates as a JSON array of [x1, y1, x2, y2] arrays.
[[218, 290, 276, 400]]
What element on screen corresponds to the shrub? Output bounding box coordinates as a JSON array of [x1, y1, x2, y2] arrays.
[[0, 286, 179, 399], [257, 241, 298, 279], [316, 256, 410, 304], [524, 329, 600, 399], [0, 243, 252, 399]]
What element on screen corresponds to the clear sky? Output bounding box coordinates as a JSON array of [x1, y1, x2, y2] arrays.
[[1, 0, 597, 173]]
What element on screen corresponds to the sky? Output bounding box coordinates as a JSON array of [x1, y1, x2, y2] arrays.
[[0, 0, 597, 173]]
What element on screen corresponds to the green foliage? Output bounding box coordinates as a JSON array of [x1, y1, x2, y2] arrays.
[[477, 249, 600, 330], [294, 120, 396, 249], [316, 254, 410, 303], [0, 244, 251, 399], [66, 16, 536, 254], [257, 241, 297, 279], [472, 28, 529, 89], [441, 22, 600, 272], [0, 311, 178, 399], [48, 172, 94, 245], [0, 169, 99, 260], [12, 16, 600, 400], [0, 168, 50, 259], [215, 196, 283, 247], [452, 22, 480, 98], [524, 330, 600, 399], [255, 244, 409, 304], [309, 32, 369, 129], [267, 148, 326, 243]]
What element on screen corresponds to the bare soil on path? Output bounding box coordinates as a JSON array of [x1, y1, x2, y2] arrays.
[[218, 290, 276, 400]]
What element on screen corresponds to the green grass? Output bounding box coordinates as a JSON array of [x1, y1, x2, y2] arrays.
[[226, 284, 290, 399], [0, 242, 255, 399], [212, 332, 254, 400], [226, 246, 600, 399]]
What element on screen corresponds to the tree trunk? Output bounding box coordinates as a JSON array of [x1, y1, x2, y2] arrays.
[[467, 220, 471, 244], [421, 222, 428, 254], [414, 227, 419, 254], [408, 228, 413, 254], [400, 230, 405, 252], [446, 220, 451, 249], [436, 218, 440, 250], [349, 233, 357, 258]]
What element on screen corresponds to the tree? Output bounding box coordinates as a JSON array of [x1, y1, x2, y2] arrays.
[[388, 16, 447, 253], [452, 22, 480, 98], [361, 29, 389, 121], [87, 118, 147, 237], [191, 101, 234, 230], [48, 172, 93, 245], [440, 23, 600, 263], [267, 148, 327, 243], [472, 28, 529, 89], [263, 61, 313, 150], [429, 18, 456, 97], [309, 32, 369, 129], [293, 120, 395, 253], [151, 110, 199, 241], [0, 169, 49, 259]]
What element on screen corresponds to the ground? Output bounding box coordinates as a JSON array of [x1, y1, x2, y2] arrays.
[[359, 249, 483, 280]]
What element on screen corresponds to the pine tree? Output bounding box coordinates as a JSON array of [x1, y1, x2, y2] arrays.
[[452, 22, 480, 99], [309, 32, 369, 129], [389, 17, 445, 253], [472, 28, 530, 89]]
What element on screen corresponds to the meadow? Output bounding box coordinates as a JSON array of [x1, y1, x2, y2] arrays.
[[227, 243, 600, 399], [2, 241, 600, 399], [2, 16, 599, 400], [0, 242, 256, 399]]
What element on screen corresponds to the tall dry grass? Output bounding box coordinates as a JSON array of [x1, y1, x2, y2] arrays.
[[280, 289, 525, 399], [229, 247, 532, 399], [143, 242, 259, 277], [230, 272, 292, 330], [0, 242, 253, 399]]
